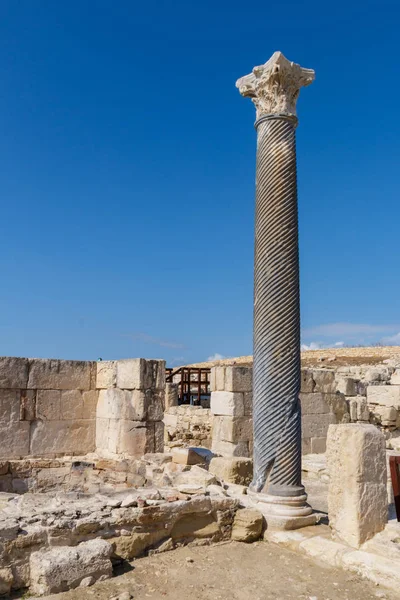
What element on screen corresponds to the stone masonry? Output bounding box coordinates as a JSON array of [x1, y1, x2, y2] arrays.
[[163, 405, 213, 450]]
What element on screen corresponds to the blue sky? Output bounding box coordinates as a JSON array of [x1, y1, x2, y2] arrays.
[[0, 0, 399, 364]]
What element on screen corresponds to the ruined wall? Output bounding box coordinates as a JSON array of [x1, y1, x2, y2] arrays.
[[95, 359, 165, 458], [0, 357, 97, 459], [163, 405, 213, 449], [210, 362, 400, 457], [210, 366, 253, 457]]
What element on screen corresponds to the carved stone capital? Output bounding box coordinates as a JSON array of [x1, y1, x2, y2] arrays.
[[236, 51, 315, 119]]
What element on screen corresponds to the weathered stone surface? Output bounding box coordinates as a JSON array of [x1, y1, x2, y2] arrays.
[[30, 420, 95, 456], [0, 389, 20, 422], [300, 369, 315, 393], [116, 359, 165, 390], [28, 359, 93, 391], [36, 389, 61, 420], [20, 390, 36, 421], [231, 508, 263, 542], [348, 396, 369, 422], [0, 357, 29, 389], [310, 437, 326, 453], [0, 567, 13, 596], [172, 447, 207, 466], [335, 377, 357, 396], [211, 391, 244, 417], [299, 392, 330, 414], [30, 539, 112, 595], [111, 530, 166, 560], [367, 385, 400, 409], [96, 361, 117, 389], [0, 422, 30, 458], [211, 439, 250, 458], [243, 392, 253, 416], [327, 423, 388, 548], [209, 456, 253, 485], [165, 383, 178, 409], [82, 390, 98, 419], [210, 367, 225, 392], [97, 388, 164, 422], [224, 367, 252, 393], [302, 413, 336, 438], [312, 369, 336, 393], [60, 390, 84, 420], [390, 369, 400, 385], [212, 416, 252, 444]]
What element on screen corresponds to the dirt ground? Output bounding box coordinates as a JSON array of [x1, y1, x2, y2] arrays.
[[29, 540, 400, 600]]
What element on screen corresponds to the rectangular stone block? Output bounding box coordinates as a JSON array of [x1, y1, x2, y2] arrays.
[[390, 370, 400, 385], [0, 421, 30, 458], [111, 420, 156, 456], [243, 392, 253, 416], [311, 437, 327, 453], [300, 392, 330, 415], [116, 359, 165, 390], [95, 418, 110, 452], [212, 416, 252, 444], [96, 361, 117, 389], [36, 390, 61, 420], [336, 377, 357, 396], [165, 382, 178, 409], [0, 389, 20, 422], [28, 359, 94, 390], [302, 437, 311, 454], [20, 390, 36, 421], [312, 369, 336, 393], [300, 369, 315, 393], [302, 412, 336, 438], [327, 423, 387, 548], [211, 438, 250, 458], [224, 366, 252, 393], [210, 367, 225, 392], [60, 390, 83, 420], [367, 385, 400, 409], [82, 390, 98, 419], [211, 391, 244, 417], [97, 388, 164, 422], [30, 419, 95, 455], [0, 357, 29, 389], [154, 421, 164, 453]]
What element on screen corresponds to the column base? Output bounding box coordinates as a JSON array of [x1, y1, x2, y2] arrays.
[[247, 489, 322, 530]]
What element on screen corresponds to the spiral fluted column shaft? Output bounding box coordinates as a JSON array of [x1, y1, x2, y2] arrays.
[[251, 114, 302, 496]]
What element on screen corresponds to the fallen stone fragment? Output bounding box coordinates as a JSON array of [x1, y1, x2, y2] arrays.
[[30, 538, 113, 595], [209, 456, 253, 485], [231, 508, 263, 542]]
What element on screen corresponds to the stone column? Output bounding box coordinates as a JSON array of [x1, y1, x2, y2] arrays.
[[236, 52, 316, 527]]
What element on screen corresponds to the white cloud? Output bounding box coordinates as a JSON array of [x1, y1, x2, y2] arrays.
[[381, 332, 400, 345], [122, 332, 185, 349], [301, 342, 322, 351], [302, 323, 399, 337], [207, 353, 226, 362], [334, 341, 344, 347]]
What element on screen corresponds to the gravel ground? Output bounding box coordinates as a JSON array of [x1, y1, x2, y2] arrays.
[[27, 540, 400, 600]]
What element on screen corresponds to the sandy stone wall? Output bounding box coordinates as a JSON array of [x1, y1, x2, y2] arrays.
[[163, 405, 213, 449], [0, 357, 97, 459]]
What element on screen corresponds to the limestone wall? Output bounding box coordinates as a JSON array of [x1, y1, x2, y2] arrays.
[[95, 359, 165, 458], [0, 357, 97, 459], [210, 366, 253, 457], [210, 362, 400, 457], [163, 405, 213, 449]]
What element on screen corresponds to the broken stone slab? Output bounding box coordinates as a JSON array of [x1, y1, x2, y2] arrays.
[[171, 447, 210, 466], [327, 423, 388, 548], [29, 538, 113, 595], [367, 385, 400, 409], [231, 508, 263, 542], [27, 359, 94, 391], [116, 359, 165, 391], [209, 457, 253, 486]]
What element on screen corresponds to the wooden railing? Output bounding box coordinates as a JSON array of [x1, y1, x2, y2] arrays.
[[166, 367, 211, 406]]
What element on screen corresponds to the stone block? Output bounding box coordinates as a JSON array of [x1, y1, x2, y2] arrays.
[[0, 389, 20, 422], [97, 388, 164, 422], [390, 369, 400, 385], [231, 508, 263, 542], [299, 392, 330, 415], [172, 447, 207, 465], [36, 390, 61, 420], [300, 369, 315, 393], [116, 359, 165, 390], [30, 539, 112, 595], [0, 421, 30, 458], [105, 419, 156, 456], [302, 413, 336, 438], [312, 369, 336, 393], [348, 396, 369, 422], [211, 391, 244, 417], [30, 420, 95, 455], [336, 377, 357, 396], [243, 392, 253, 416], [0, 357, 29, 389], [372, 405, 398, 426], [95, 418, 109, 452], [224, 366, 252, 393], [209, 456, 253, 485], [367, 385, 400, 409], [327, 423, 387, 548], [60, 390, 83, 420], [20, 390, 36, 421], [211, 438, 250, 458], [211, 366, 226, 392], [96, 360, 117, 389], [28, 359, 93, 390], [0, 567, 13, 596], [311, 437, 326, 453], [165, 382, 179, 409], [82, 390, 98, 419], [364, 367, 390, 383], [212, 416, 252, 443], [154, 421, 164, 453], [302, 437, 311, 454], [164, 412, 178, 428]]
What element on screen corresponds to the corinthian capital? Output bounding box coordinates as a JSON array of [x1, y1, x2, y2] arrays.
[[236, 52, 315, 119]]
